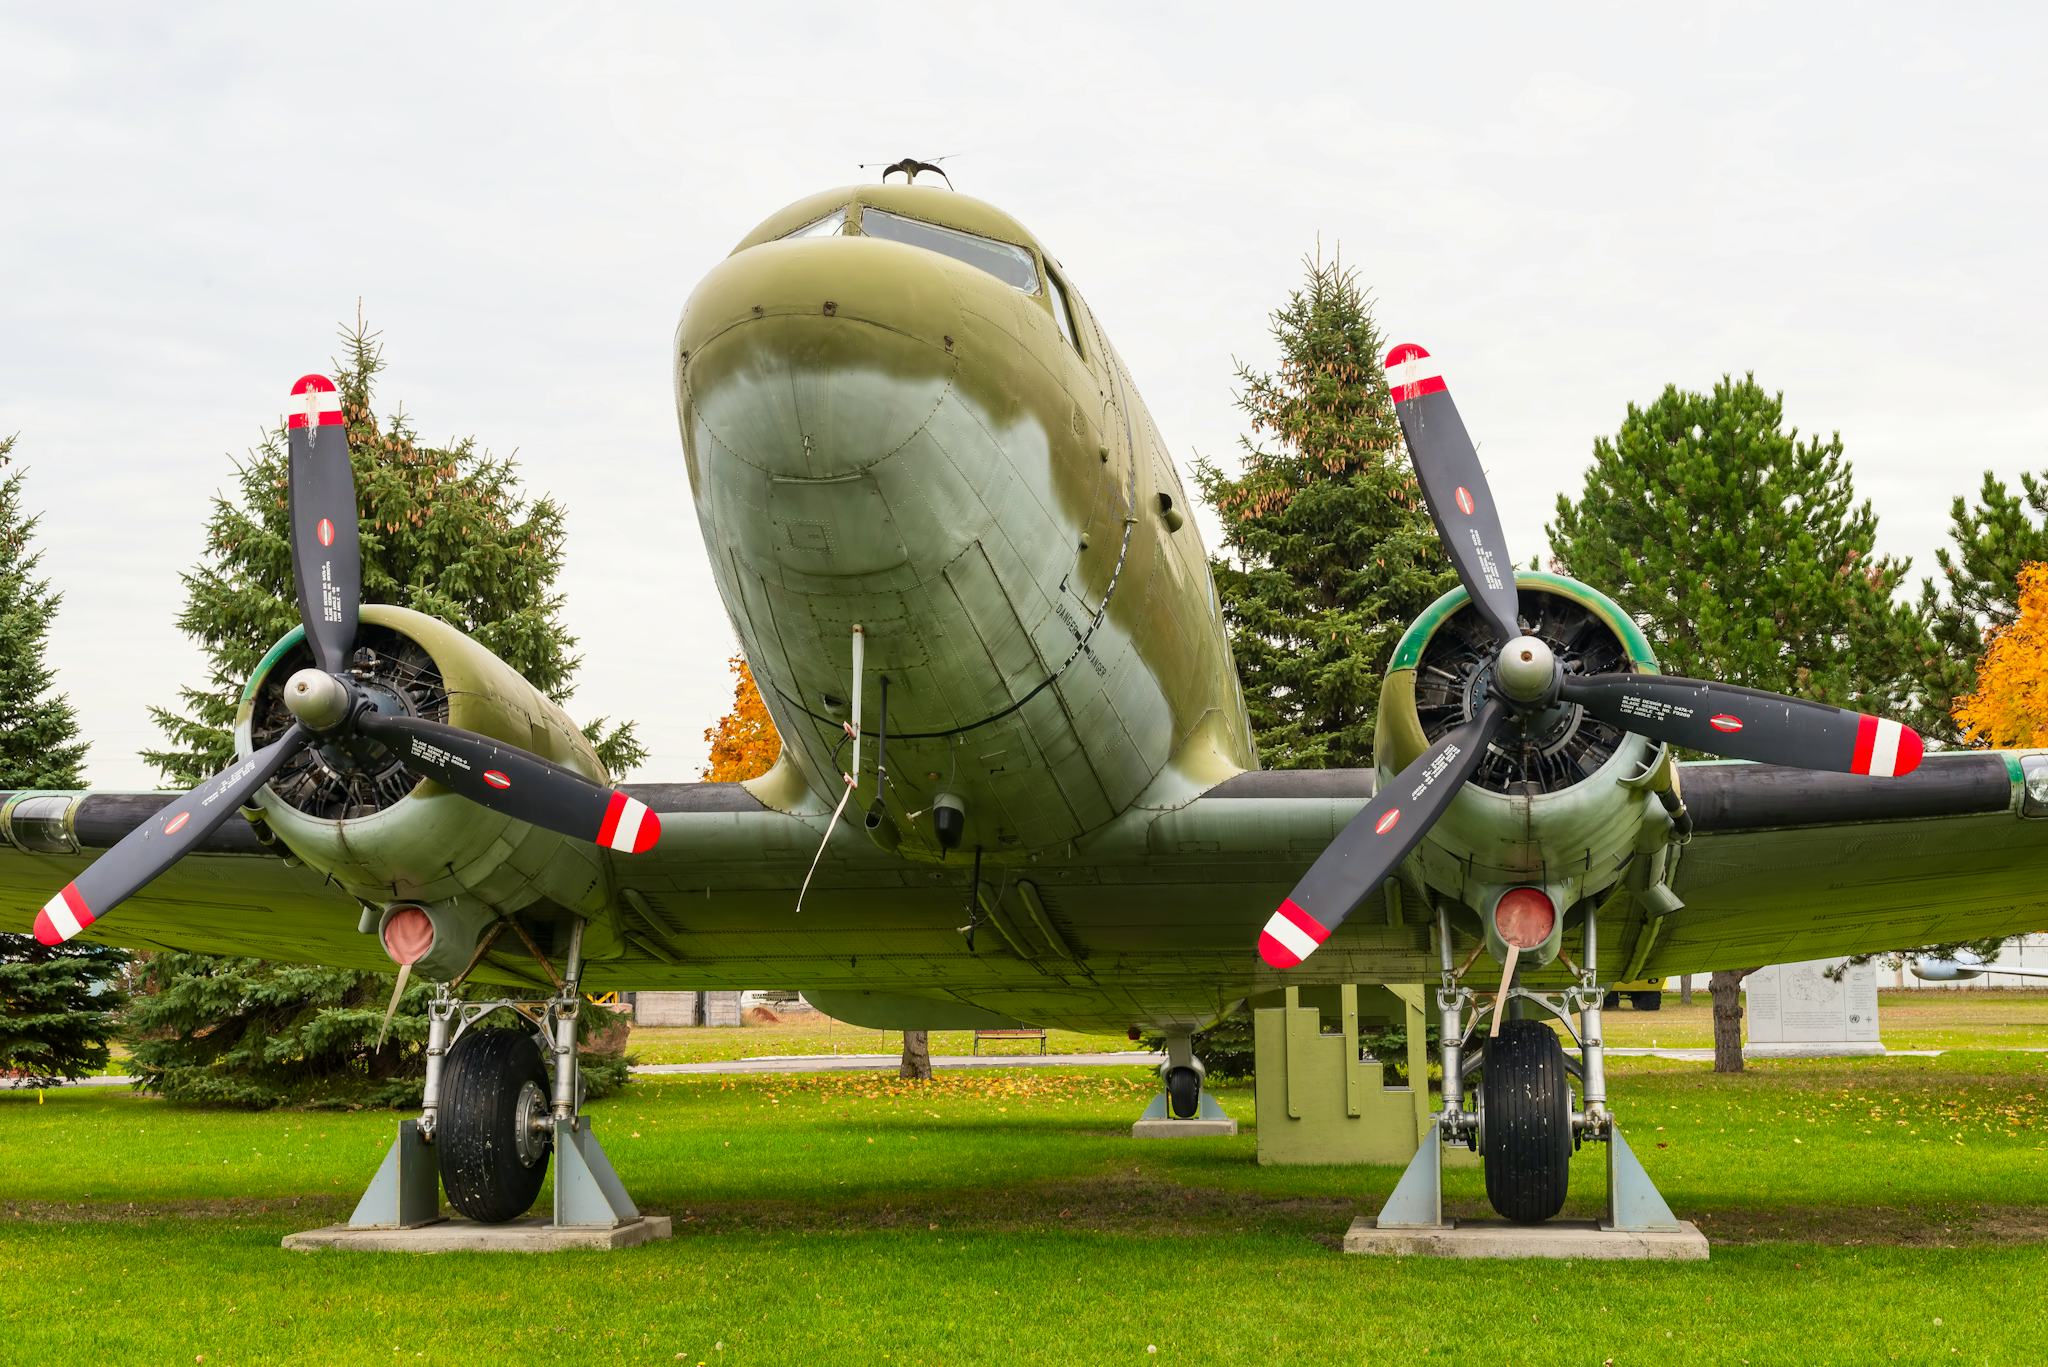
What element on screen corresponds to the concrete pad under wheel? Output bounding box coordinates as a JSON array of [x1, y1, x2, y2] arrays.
[[1131, 1118, 1238, 1138], [1343, 1217, 1708, 1261], [283, 1215, 672, 1253]]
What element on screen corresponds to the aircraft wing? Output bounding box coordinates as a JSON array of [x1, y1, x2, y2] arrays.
[[0, 783, 847, 982], [1630, 751, 2048, 978]]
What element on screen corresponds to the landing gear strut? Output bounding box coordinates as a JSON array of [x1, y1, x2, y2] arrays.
[[1132, 1030, 1235, 1134], [1377, 904, 1681, 1231], [346, 919, 641, 1229]]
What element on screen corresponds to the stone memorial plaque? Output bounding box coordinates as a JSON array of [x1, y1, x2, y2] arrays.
[[1744, 958, 1883, 1057]]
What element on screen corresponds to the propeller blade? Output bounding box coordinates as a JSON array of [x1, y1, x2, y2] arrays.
[[1384, 344, 1521, 645], [287, 374, 362, 674], [354, 713, 662, 854], [1258, 700, 1507, 969], [1560, 673, 1924, 776], [32, 725, 310, 945]]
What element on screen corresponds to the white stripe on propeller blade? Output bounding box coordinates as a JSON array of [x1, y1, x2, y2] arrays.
[[605, 796, 651, 852], [1261, 911, 1320, 963]]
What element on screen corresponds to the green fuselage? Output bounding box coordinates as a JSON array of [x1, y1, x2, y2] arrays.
[[674, 184, 1255, 860]]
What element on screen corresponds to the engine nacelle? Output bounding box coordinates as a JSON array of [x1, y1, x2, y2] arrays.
[[1376, 573, 1681, 963], [234, 604, 615, 934]]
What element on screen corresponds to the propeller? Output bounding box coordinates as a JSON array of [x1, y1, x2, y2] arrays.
[[30, 374, 660, 947], [1258, 343, 1924, 969]]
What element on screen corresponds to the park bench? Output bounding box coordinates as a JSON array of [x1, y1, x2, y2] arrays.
[[972, 1027, 1048, 1055]]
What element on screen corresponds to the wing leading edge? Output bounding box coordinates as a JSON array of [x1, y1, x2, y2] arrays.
[[1639, 751, 2048, 977]]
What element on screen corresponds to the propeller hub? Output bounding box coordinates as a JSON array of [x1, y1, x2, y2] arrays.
[[283, 668, 354, 732], [1494, 636, 1560, 706]]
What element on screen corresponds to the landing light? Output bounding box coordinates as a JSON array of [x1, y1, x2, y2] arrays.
[[1494, 887, 1555, 950]]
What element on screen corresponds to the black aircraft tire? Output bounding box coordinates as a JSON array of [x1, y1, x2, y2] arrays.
[[1480, 1020, 1573, 1224], [439, 1028, 552, 1224], [1632, 991, 1663, 1012], [1602, 990, 1621, 1010], [1166, 1066, 1202, 1120]]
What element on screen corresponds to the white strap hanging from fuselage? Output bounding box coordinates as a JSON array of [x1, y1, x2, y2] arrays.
[[796, 624, 863, 914]]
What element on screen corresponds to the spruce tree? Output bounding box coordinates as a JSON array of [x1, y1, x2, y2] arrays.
[[1192, 252, 1455, 770], [1547, 375, 1922, 714], [127, 319, 638, 1107], [0, 435, 89, 787], [0, 433, 126, 1086], [1906, 469, 2048, 743], [147, 319, 643, 782]]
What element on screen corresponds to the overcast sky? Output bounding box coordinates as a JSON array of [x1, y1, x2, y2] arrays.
[[4, 4, 2043, 789]]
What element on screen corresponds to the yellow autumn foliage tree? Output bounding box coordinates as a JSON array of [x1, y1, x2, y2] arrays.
[[1953, 562, 2048, 748], [702, 654, 782, 781]]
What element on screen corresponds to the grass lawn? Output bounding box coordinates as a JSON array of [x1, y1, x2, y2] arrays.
[[1600, 989, 2048, 1050], [5, 1047, 2046, 1364]]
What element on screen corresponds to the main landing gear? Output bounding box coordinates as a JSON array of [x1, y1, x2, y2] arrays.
[[1377, 904, 1682, 1231], [346, 920, 641, 1231]]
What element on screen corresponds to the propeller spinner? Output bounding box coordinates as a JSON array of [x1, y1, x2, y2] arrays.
[[1258, 343, 1923, 970], [29, 374, 661, 947]]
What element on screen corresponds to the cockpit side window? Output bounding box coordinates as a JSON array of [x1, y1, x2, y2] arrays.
[[858, 208, 1040, 294], [1047, 270, 1083, 356], [782, 208, 850, 239]]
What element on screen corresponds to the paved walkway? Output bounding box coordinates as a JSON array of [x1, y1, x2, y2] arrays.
[[633, 1050, 1165, 1076]]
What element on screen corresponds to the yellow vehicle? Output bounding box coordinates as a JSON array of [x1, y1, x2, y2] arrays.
[[1603, 978, 1666, 1011]]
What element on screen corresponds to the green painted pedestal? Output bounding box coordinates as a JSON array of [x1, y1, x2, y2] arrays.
[[1253, 985, 1434, 1166]]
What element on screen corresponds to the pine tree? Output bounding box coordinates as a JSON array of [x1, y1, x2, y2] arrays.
[[1907, 470, 2048, 743], [1549, 377, 1924, 1072], [701, 654, 781, 781], [1192, 252, 1456, 770], [0, 435, 89, 787], [1548, 376, 1922, 714], [127, 318, 637, 1107], [0, 433, 125, 1086], [146, 318, 643, 783]]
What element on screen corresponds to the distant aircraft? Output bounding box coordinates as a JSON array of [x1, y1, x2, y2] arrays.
[[1910, 952, 2048, 982], [6, 175, 2046, 1228]]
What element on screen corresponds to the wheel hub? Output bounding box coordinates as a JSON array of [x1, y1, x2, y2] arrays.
[[513, 1078, 552, 1167]]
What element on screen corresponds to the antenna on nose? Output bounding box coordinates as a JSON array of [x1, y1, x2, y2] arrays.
[[859, 156, 956, 188]]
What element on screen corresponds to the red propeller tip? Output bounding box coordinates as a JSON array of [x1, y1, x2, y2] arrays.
[[633, 811, 662, 854], [1258, 931, 1301, 969], [598, 792, 661, 854], [33, 884, 94, 945], [1894, 726, 1924, 777], [1383, 344, 1446, 403], [287, 374, 344, 429], [1257, 898, 1329, 970], [1850, 716, 1922, 778]]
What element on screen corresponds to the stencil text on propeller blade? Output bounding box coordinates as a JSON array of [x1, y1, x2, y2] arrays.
[[1411, 741, 1463, 799], [408, 737, 471, 771], [1468, 530, 1504, 590], [321, 563, 343, 623]]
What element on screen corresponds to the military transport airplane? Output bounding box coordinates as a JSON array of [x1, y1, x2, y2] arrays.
[[6, 176, 2046, 1228]]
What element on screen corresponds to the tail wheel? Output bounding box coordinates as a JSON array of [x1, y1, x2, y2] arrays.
[[1166, 1065, 1202, 1120], [440, 1027, 552, 1223], [1479, 1019, 1573, 1223], [1631, 991, 1663, 1011]]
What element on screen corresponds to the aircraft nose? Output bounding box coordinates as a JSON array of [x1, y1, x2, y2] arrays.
[[675, 236, 966, 480]]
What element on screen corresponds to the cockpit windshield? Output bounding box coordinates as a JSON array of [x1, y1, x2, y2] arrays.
[[858, 209, 1040, 293], [783, 208, 849, 239]]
